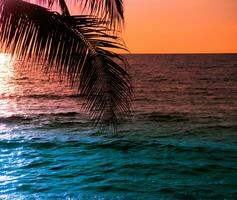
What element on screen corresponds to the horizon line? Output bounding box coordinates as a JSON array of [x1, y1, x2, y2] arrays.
[[121, 52, 237, 55]]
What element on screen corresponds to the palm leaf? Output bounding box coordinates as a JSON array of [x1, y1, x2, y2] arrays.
[[0, 0, 132, 126], [25, 0, 124, 27]]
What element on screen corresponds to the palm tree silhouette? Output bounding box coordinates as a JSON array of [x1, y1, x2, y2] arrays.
[[0, 0, 132, 126]]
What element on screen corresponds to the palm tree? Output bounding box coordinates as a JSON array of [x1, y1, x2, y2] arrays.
[[0, 0, 132, 126]]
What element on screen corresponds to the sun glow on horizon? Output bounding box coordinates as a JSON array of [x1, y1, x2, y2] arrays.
[[0, 53, 18, 117], [0, 53, 12, 65], [0, 53, 14, 93]]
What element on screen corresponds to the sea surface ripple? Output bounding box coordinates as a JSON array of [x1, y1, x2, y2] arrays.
[[0, 54, 237, 199]]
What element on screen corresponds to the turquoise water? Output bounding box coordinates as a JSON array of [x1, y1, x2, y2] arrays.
[[0, 54, 237, 199]]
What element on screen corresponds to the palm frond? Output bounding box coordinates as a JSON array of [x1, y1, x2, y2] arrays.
[[0, 0, 132, 126], [25, 0, 124, 27], [79, 0, 124, 27]]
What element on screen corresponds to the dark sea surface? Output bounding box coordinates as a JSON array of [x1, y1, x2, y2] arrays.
[[0, 54, 237, 199]]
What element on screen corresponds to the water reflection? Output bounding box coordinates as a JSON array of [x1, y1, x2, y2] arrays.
[[0, 53, 14, 93], [0, 54, 237, 199], [0, 53, 20, 117], [0, 53, 82, 121]]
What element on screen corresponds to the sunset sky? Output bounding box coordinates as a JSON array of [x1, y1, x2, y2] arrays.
[[57, 0, 237, 53], [122, 0, 237, 53]]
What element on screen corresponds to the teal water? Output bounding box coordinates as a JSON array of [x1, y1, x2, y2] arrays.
[[0, 54, 237, 199]]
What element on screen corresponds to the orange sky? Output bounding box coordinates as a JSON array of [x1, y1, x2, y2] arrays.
[[123, 0, 237, 53], [70, 0, 237, 53]]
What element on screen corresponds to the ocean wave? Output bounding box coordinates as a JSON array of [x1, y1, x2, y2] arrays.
[[1, 110, 237, 134], [137, 112, 189, 122], [0, 115, 33, 123], [0, 94, 83, 100]]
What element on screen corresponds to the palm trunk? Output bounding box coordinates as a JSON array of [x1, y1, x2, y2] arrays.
[[59, 0, 70, 16]]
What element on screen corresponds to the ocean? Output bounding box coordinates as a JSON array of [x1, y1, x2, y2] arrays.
[[0, 54, 237, 199]]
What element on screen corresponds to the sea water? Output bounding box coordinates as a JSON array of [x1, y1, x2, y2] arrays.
[[0, 54, 237, 199]]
